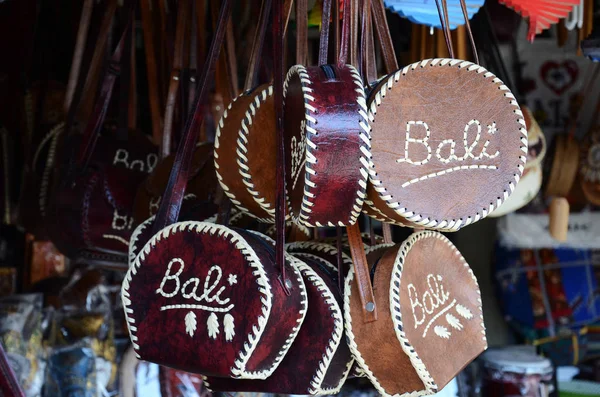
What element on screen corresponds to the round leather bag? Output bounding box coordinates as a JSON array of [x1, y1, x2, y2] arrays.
[[203, 250, 353, 395], [367, 59, 527, 231], [489, 165, 542, 217], [345, 231, 487, 396], [544, 134, 579, 198], [214, 84, 277, 222], [580, 127, 600, 204], [283, 64, 370, 227], [122, 223, 307, 378]]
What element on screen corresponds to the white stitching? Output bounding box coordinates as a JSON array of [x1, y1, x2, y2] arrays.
[[367, 58, 527, 231], [122, 222, 307, 379]]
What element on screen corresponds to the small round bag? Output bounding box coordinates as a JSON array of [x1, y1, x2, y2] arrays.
[[345, 231, 487, 396]]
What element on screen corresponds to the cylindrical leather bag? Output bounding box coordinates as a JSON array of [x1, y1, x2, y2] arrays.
[[122, 223, 307, 377], [282, 0, 369, 228], [345, 231, 487, 396], [203, 242, 353, 394]]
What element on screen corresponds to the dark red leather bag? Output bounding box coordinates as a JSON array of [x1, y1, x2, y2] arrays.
[[45, 6, 158, 266], [123, 0, 308, 379]]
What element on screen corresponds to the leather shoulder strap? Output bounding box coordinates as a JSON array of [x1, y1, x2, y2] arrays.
[[244, 0, 273, 92], [152, 0, 233, 232], [296, 0, 308, 65], [64, 0, 93, 113], [318, 0, 333, 66], [140, 0, 164, 143], [337, 0, 352, 66], [347, 223, 378, 322], [372, 0, 397, 73], [76, 7, 134, 169], [161, 0, 190, 158]]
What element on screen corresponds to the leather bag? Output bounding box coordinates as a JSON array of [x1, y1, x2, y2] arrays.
[[203, 237, 353, 394], [123, 0, 308, 378], [283, 0, 370, 228], [365, 0, 527, 230], [345, 230, 487, 396]]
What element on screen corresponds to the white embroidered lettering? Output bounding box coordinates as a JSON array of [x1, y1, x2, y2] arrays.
[[112, 210, 134, 231], [396, 121, 431, 165], [112, 149, 158, 173]]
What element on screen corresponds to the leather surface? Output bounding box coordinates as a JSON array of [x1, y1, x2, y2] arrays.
[[240, 84, 278, 219], [364, 181, 417, 227], [284, 65, 366, 226], [394, 233, 486, 390], [368, 62, 525, 226], [133, 143, 217, 224], [214, 92, 273, 221], [125, 225, 305, 377], [204, 255, 352, 394], [46, 131, 157, 262], [348, 246, 425, 394], [347, 223, 377, 322]]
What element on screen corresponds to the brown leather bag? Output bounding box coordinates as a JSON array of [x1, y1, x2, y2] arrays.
[[345, 230, 487, 395], [213, 0, 294, 223], [365, 0, 527, 231]]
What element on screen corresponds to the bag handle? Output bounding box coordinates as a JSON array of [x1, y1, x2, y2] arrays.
[[372, 0, 398, 73], [318, 0, 333, 66], [152, 0, 233, 233], [244, 0, 273, 92], [347, 222, 378, 322], [64, 0, 94, 114], [160, 0, 190, 158], [140, 0, 164, 144], [76, 4, 135, 170], [337, 0, 353, 66], [435, 0, 479, 64], [274, 0, 291, 294], [296, 0, 308, 65]]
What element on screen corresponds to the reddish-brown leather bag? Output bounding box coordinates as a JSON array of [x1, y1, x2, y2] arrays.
[[283, 0, 369, 228], [45, 7, 158, 266]]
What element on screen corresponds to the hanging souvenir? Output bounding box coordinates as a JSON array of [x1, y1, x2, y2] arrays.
[[203, 236, 353, 394], [345, 231, 487, 396], [213, 0, 282, 223], [45, 5, 159, 266], [384, 0, 484, 29], [366, 0, 527, 230], [283, 0, 369, 228], [498, 0, 580, 41]]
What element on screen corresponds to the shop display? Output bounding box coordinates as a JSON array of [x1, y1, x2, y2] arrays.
[[0, 0, 598, 395]]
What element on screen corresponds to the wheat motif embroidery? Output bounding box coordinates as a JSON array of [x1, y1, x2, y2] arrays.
[[224, 314, 235, 341], [185, 312, 197, 337], [207, 313, 220, 339]]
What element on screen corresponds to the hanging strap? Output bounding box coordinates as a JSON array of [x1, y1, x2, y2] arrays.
[[372, 0, 398, 73], [78, 0, 119, 124], [296, 0, 308, 65], [244, 0, 273, 92], [361, 0, 376, 83], [382, 223, 393, 244], [274, 0, 291, 294], [140, 0, 165, 144], [76, 7, 135, 170], [347, 222, 378, 322], [435, 0, 479, 64], [161, 0, 190, 158], [64, 0, 94, 113], [116, 18, 135, 140], [337, 0, 352, 66], [318, 0, 333, 66], [152, 0, 233, 232]]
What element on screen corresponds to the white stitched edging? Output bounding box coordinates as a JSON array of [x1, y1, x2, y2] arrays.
[[287, 241, 354, 270], [283, 65, 370, 228], [292, 259, 348, 395], [389, 231, 487, 393], [37, 123, 65, 216], [128, 216, 154, 267], [236, 85, 278, 218], [228, 229, 309, 378], [122, 221, 288, 379], [215, 98, 274, 224], [367, 58, 528, 231], [344, 263, 431, 397]]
